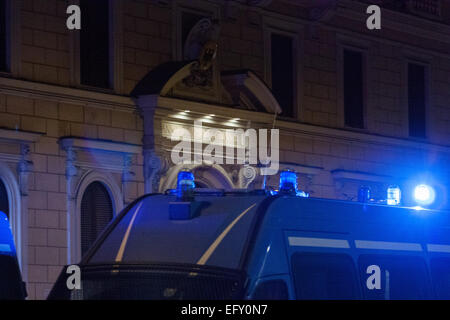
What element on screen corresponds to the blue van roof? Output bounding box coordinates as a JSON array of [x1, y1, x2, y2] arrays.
[[85, 193, 450, 270]]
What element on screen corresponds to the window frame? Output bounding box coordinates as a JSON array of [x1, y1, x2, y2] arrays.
[[357, 253, 434, 300], [263, 16, 302, 121], [0, 0, 20, 77], [290, 251, 361, 300], [70, 0, 123, 93], [337, 41, 369, 131], [404, 58, 430, 140]]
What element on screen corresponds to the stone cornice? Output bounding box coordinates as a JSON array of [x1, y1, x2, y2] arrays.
[[59, 137, 141, 154], [0, 77, 135, 112], [0, 128, 43, 144], [157, 96, 450, 155], [336, 0, 450, 45]]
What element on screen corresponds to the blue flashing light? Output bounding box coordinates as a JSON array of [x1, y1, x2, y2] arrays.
[[358, 186, 371, 203], [387, 185, 401, 206], [176, 170, 195, 200], [279, 170, 298, 194], [414, 184, 435, 206], [296, 190, 309, 198]]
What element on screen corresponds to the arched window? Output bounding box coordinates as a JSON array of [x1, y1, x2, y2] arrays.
[[0, 178, 8, 219], [80, 181, 113, 255]]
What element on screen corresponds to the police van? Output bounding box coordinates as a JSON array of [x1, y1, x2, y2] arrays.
[[0, 211, 27, 300], [48, 170, 450, 300]]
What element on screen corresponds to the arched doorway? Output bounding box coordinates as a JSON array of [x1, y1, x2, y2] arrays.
[[191, 166, 234, 190], [80, 181, 114, 255], [161, 164, 235, 191]]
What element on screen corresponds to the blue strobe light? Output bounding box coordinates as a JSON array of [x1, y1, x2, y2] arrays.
[[279, 170, 298, 194], [387, 185, 401, 206], [176, 170, 195, 200], [414, 184, 436, 206]]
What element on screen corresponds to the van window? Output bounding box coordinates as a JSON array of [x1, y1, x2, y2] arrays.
[[291, 252, 360, 300], [251, 280, 289, 300], [358, 254, 432, 299], [430, 257, 450, 299]]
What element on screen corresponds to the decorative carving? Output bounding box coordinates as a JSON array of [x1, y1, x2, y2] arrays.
[[239, 165, 257, 189], [122, 154, 135, 183], [65, 147, 78, 178], [17, 144, 33, 196], [183, 18, 220, 89], [144, 150, 168, 193], [122, 154, 136, 204], [63, 146, 79, 200]]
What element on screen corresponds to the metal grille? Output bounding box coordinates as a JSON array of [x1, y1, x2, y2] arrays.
[[50, 264, 245, 300]]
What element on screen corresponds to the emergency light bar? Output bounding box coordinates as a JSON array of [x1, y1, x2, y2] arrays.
[[279, 170, 298, 194], [176, 170, 195, 201], [387, 185, 401, 206], [278, 170, 309, 197], [170, 170, 199, 220]]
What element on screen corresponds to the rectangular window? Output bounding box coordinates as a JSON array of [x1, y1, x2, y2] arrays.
[[291, 252, 360, 299], [343, 49, 364, 129], [80, 0, 110, 88], [0, 0, 8, 72], [271, 33, 295, 118], [408, 63, 427, 138], [358, 254, 432, 299]]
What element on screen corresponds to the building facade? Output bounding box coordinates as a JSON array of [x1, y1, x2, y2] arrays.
[[0, 0, 450, 299]]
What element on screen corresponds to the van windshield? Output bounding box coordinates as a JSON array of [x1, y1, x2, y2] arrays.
[[87, 195, 263, 270], [0, 255, 25, 300]]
